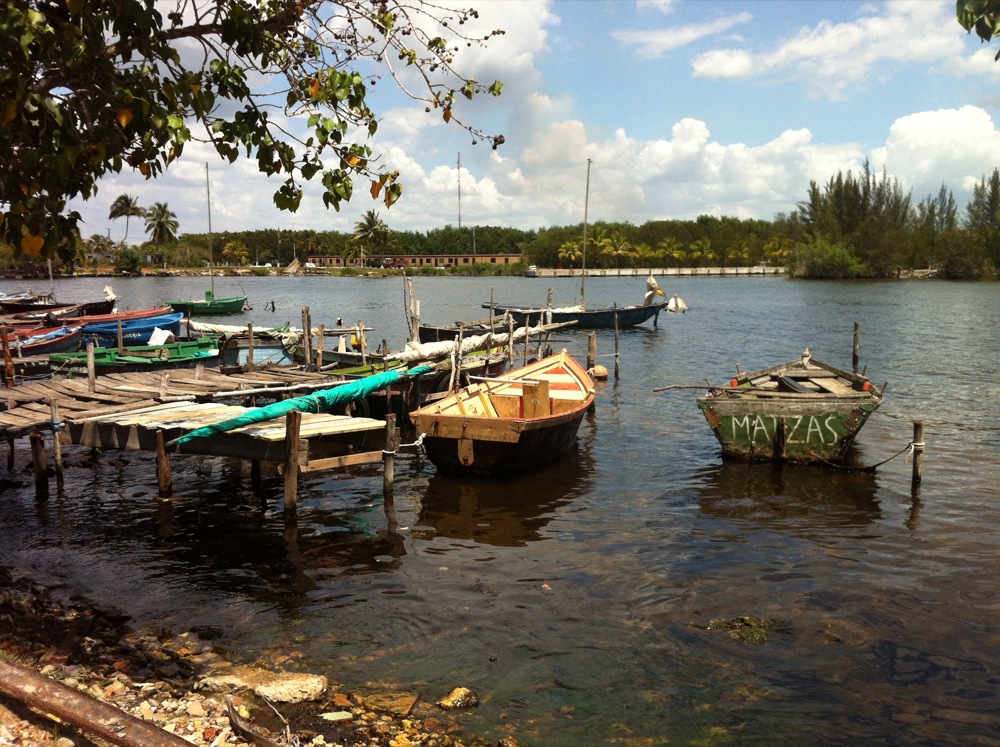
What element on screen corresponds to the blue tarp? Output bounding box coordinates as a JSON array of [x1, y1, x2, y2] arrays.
[[170, 365, 432, 446]]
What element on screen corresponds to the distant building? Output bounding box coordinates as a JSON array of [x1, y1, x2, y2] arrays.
[[305, 253, 524, 269]]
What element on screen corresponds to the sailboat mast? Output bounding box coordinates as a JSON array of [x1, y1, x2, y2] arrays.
[[206, 162, 214, 296], [581, 158, 591, 308]]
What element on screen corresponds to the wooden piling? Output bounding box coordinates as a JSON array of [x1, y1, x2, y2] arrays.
[[301, 308, 313, 368], [250, 459, 262, 495], [853, 322, 860, 374], [383, 414, 396, 494], [155, 430, 172, 498], [911, 420, 924, 489], [247, 322, 255, 372], [587, 332, 597, 370], [49, 399, 63, 489], [317, 325, 325, 363], [283, 410, 302, 513], [30, 431, 48, 500], [614, 315, 621, 379], [1, 326, 14, 387], [86, 342, 96, 392]]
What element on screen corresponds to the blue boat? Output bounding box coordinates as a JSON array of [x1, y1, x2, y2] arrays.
[[81, 312, 184, 348]]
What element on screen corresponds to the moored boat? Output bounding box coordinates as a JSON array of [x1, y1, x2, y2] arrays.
[[3, 324, 84, 356], [418, 313, 510, 343], [691, 348, 885, 464], [75, 305, 175, 326], [409, 350, 595, 476], [165, 290, 248, 316], [49, 337, 221, 374], [80, 312, 184, 348]]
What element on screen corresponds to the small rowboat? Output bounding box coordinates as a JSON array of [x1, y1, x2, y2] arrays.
[[80, 312, 184, 348], [50, 338, 221, 374], [693, 348, 885, 464], [74, 305, 174, 326], [2, 324, 84, 356], [409, 350, 595, 476]]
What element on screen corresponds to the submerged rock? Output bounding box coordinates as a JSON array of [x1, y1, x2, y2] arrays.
[[437, 686, 480, 710], [200, 665, 328, 703]]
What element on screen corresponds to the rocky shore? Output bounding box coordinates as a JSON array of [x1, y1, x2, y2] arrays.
[[0, 567, 514, 747]]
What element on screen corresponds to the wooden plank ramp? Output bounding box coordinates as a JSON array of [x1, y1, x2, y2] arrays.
[[3, 365, 397, 510]]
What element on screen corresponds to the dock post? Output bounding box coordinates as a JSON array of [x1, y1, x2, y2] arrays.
[[283, 410, 302, 514], [155, 430, 173, 499], [250, 459, 262, 495], [614, 315, 620, 379], [507, 315, 514, 367], [247, 322, 255, 372], [86, 343, 96, 392], [49, 399, 63, 490], [383, 414, 396, 495], [853, 322, 860, 374], [911, 421, 924, 491], [29, 431, 48, 501], [587, 332, 597, 370], [1, 325, 14, 387], [301, 308, 313, 368]]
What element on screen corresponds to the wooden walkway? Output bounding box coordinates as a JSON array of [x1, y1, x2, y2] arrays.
[[0, 365, 361, 439], [1, 366, 396, 508]]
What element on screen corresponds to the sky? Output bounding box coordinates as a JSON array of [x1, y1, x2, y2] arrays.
[[75, 0, 1000, 245]]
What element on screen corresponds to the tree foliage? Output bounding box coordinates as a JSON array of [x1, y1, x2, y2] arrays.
[[0, 0, 504, 261]]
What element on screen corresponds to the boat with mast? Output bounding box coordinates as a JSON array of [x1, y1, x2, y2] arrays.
[[165, 163, 248, 316], [484, 160, 669, 329]]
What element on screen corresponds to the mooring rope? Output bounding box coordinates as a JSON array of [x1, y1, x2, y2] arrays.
[[809, 440, 917, 473]]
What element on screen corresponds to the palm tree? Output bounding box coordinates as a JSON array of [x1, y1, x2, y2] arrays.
[[600, 231, 636, 275], [108, 194, 145, 242], [558, 240, 582, 269], [144, 202, 179, 246], [352, 210, 388, 267], [657, 237, 682, 268]]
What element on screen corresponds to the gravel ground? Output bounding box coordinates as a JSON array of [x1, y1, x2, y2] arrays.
[[0, 566, 515, 747]]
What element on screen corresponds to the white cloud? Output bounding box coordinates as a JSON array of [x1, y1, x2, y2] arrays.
[[872, 105, 1000, 197], [692, 0, 961, 99], [613, 12, 752, 58]]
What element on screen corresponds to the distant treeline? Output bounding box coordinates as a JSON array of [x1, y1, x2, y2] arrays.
[[58, 163, 1000, 279]]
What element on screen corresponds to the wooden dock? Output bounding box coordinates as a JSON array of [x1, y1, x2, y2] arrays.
[[1, 365, 398, 510]]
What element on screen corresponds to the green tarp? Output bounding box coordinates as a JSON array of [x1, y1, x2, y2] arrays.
[[169, 365, 431, 446]]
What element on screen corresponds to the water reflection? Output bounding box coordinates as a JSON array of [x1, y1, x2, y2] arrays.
[[695, 458, 881, 528], [414, 449, 595, 547]]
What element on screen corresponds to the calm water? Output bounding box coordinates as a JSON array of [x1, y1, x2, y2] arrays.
[[2, 274, 999, 746]]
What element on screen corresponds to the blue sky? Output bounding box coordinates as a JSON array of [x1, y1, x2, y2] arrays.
[[76, 0, 1000, 244]]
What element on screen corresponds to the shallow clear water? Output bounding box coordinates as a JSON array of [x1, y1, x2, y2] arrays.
[[2, 274, 999, 745]]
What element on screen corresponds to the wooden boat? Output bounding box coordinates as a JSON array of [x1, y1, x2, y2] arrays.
[[0, 285, 117, 315], [165, 290, 248, 316], [409, 350, 595, 476], [80, 312, 184, 348], [418, 313, 510, 343], [49, 337, 220, 374], [3, 324, 83, 356], [693, 348, 885, 464], [186, 321, 299, 369], [0, 297, 115, 315], [484, 299, 667, 329], [74, 305, 175, 326]]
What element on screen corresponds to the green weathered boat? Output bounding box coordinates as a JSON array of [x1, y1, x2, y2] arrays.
[[164, 290, 248, 316], [695, 348, 885, 464], [50, 337, 221, 374]]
